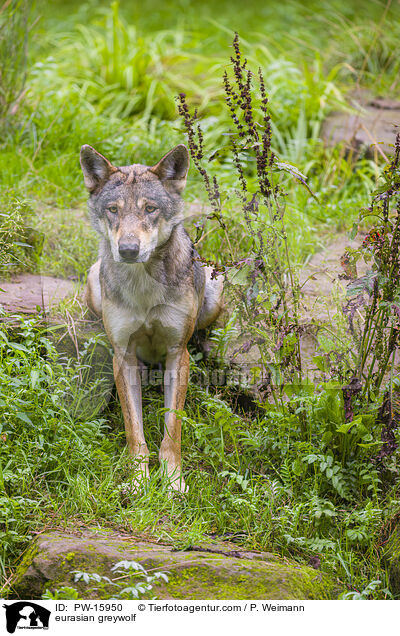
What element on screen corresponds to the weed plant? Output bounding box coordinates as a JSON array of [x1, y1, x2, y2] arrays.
[[345, 133, 400, 400], [178, 35, 308, 401], [0, 196, 41, 277]]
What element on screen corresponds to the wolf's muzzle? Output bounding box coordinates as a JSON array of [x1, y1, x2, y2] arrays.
[[118, 239, 140, 262]]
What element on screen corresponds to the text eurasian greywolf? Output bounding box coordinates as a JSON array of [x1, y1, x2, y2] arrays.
[[80, 143, 223, 491]]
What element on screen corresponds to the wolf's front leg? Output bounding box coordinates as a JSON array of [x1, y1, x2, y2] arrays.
[[160, 346, 190, 492], [113, 346, 150, 485]]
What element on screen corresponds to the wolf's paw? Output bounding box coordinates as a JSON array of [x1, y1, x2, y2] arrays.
[[160, 461, 188, 494], [132, 464, 150, 492], [117, 475, 149, 498], [168, 475, 188, 495], [117, 460, 150, 499]]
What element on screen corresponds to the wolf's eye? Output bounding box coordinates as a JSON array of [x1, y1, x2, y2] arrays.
[[108, 205, 118, 214], [145, 204, 157, 214]]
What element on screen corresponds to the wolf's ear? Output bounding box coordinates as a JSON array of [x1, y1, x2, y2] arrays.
[[80, 145, 116, 192], [150, 144, 189, 194]]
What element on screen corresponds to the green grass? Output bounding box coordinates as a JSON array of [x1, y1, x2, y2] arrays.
[[1, 0, 400, 602], [0, 315, 396, 598], [3, 0, 398, 275]]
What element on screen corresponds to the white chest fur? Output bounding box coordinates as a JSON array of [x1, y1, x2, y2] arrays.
[[101, 263, 195, 361], [119, 263, 168, 320]]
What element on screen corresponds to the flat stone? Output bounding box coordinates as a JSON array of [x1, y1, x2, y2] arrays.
[[299, 233, 368, 325], [0, 274, 77, 314], [11, 531, 340, 600], [322, 91, 400, 157]]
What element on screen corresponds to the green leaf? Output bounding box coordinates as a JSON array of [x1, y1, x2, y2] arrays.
[[349, 222, 359, 240], [13, 242, 32, 248], [292, 458, 304, 476], [275, 161, 319, 201], [321, 431, 333, 445], [313, 355, 328, 372], [357, 441, 382, 448], [336, 421, 356, 434], [30, 369, 39, 389], [226, 266, 249, 286], [8, 342, 29, 353], [16, 412, 34, 426]]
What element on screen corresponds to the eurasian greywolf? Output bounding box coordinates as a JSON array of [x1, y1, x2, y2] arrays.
[[80, 143, 223, 491]]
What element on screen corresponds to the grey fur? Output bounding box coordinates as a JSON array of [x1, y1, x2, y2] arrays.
[[80, 143, 224, 492], [80, 143, 223, 350]]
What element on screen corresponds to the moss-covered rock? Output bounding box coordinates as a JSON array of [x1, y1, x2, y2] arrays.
[[10, 531, 340, 600]]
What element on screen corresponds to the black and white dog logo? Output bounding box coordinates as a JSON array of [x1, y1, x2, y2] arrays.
[[3, 602, 50, 633]]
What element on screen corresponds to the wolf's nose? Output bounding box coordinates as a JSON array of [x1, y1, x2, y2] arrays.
[[119, 240, 140, 261]]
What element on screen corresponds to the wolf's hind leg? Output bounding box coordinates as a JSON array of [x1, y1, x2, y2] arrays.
[[196, 266, 224, 329], [84, 259, 102, 318], [113, 346, 150, 485]]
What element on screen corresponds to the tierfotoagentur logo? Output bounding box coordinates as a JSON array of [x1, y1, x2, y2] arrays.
[[3, 602, 51, 634]]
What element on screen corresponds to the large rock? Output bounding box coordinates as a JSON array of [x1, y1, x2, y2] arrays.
[[11, 531, 340, 600]]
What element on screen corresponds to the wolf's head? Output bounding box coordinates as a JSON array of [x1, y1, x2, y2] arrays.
[[80, 144, 189, 263]]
